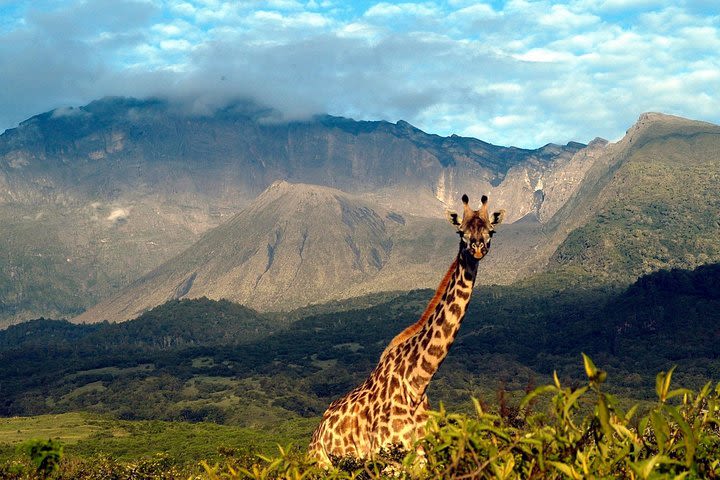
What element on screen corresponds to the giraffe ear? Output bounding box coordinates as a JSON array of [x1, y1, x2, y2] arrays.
[[491, 209, 505, 226], [445, 209, 461, 226]]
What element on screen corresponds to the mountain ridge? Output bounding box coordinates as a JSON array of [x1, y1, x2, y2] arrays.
[[2, 99, 719, 326], [0, 97, 591, 325]]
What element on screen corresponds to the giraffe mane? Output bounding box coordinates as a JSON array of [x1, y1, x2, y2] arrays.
[[379, 257, 459, 361]]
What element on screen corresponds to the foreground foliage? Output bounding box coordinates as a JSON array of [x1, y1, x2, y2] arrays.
[[6, 356, 718, 479], [200, 355, 720, 479]]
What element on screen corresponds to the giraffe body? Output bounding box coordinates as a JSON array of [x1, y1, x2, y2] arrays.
[[309, 194, 504, 466]]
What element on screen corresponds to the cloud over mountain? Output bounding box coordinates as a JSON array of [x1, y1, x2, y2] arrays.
[[0, 1, 718, 147]]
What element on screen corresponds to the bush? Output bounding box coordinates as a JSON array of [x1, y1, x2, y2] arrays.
[[3, 356, 718, 479], [202, 355, 720, 479], [19, 439, 64, 477]]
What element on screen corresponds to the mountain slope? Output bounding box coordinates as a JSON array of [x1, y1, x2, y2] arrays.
[[74, 182, 411, 322], [0, 97, 587, 326], [72, 112, 720, 324], [548, 113, 720, 280]]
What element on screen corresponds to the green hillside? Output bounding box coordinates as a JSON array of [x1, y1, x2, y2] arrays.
[[550, 115, 720, 281], [2, 264, 719, 424], [1, 263, 719, 477]]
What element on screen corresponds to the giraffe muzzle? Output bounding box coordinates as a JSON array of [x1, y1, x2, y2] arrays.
[[470, 242, 488, 259]]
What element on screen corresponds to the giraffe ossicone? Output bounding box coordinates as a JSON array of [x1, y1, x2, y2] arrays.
[[308, 194, 505, 467]]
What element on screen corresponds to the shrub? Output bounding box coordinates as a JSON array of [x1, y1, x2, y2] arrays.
[[19, 439, 64, 477], [203, 355, 720, 479]]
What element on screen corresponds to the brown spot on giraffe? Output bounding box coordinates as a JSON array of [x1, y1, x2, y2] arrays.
[[427, 344, 444, 357], [456, 289, 470, 300], [308, 194, 505, 467]]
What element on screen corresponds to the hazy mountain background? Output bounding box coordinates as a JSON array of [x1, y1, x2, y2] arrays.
[[1, 98, 719, 328], [1, 96, 590, 326]]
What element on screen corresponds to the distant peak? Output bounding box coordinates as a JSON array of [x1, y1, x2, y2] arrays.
[[256, 180, 346, 202], [83, 96, 167, 113], [587, 137, 609, 148], [637, 112, 672, 122], [267, 179, 290, 190], [631, 111, 715, 130], [626, 111, 719, 136]]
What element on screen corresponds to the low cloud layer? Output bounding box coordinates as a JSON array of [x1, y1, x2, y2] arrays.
[[0, 0, 718, 147]]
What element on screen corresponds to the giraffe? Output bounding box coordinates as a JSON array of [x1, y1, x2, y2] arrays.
[[308, 194, 505, 467]]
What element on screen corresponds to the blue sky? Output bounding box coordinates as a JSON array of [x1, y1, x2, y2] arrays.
[[0, 0, 718, 147]]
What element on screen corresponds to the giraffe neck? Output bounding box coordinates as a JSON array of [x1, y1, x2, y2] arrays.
[[383, 242, 479, 399]]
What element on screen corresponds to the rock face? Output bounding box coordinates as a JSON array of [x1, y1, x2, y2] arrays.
[[0, 97, 592, 325], [0, 97, 586, 219]]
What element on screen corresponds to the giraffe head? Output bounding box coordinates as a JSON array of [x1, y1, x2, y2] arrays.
[[445, 194, 505, 260]]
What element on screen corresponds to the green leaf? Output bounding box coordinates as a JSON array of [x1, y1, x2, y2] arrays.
[[632, 455, 670, 480], [582, 353, 597, 380], [472, 397, 484, 417], [666, 388, 693, 401], [520, 385, 558, 410], [549, 461, 581, 479], [656, 366, 677, 403], [656, 372, 665, 401], [663, 366, 676, 399], [563, 386, 589, 419], [598, 394, 612, 439], [625, 403, 639, 422], [667, 407, 696, 466], [651, 410, 669, 451]]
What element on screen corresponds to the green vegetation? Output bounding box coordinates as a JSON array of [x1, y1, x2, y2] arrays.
[[0, 412, 316, 475], [0, 262, 718, 477], [2, 357, 719, 478], [2, 264, 719, 426], [551, 146, 720, 281]]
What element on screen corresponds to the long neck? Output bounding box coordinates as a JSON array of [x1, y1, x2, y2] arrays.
[[382, 243, 479, 398]]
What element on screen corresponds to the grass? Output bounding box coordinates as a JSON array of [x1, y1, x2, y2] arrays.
[[5, 357, 719, 479], [0, 413, 101, 445], [66, 364, 155, 380], [0, 412, 318, 464]]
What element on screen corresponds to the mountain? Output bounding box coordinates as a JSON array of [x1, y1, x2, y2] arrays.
[[3, 99, 719, 327], [547, 113, 720, 280], [74, 181, 408, 321], [76, 177, 563, 322], [0, 97, 589, 326], [76, 165, 629, 323]]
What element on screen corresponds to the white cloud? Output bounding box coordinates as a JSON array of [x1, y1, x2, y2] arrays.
[[160, 38, 193, 50], [364, 2, 439, 18], [513, 48, 576, 63], [595, 0, 671, 11], [168, 1, 197, 16], [538, 4, 600, 29], [490, 114, 527, 127], [0, 0, 718, 148]]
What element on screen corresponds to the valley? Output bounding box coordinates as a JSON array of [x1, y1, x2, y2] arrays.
[[3, 263, 719, 424]]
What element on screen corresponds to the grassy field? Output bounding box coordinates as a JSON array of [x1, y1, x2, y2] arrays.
[[3, 358, 720, 479], [0, 412, 318, 465]]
